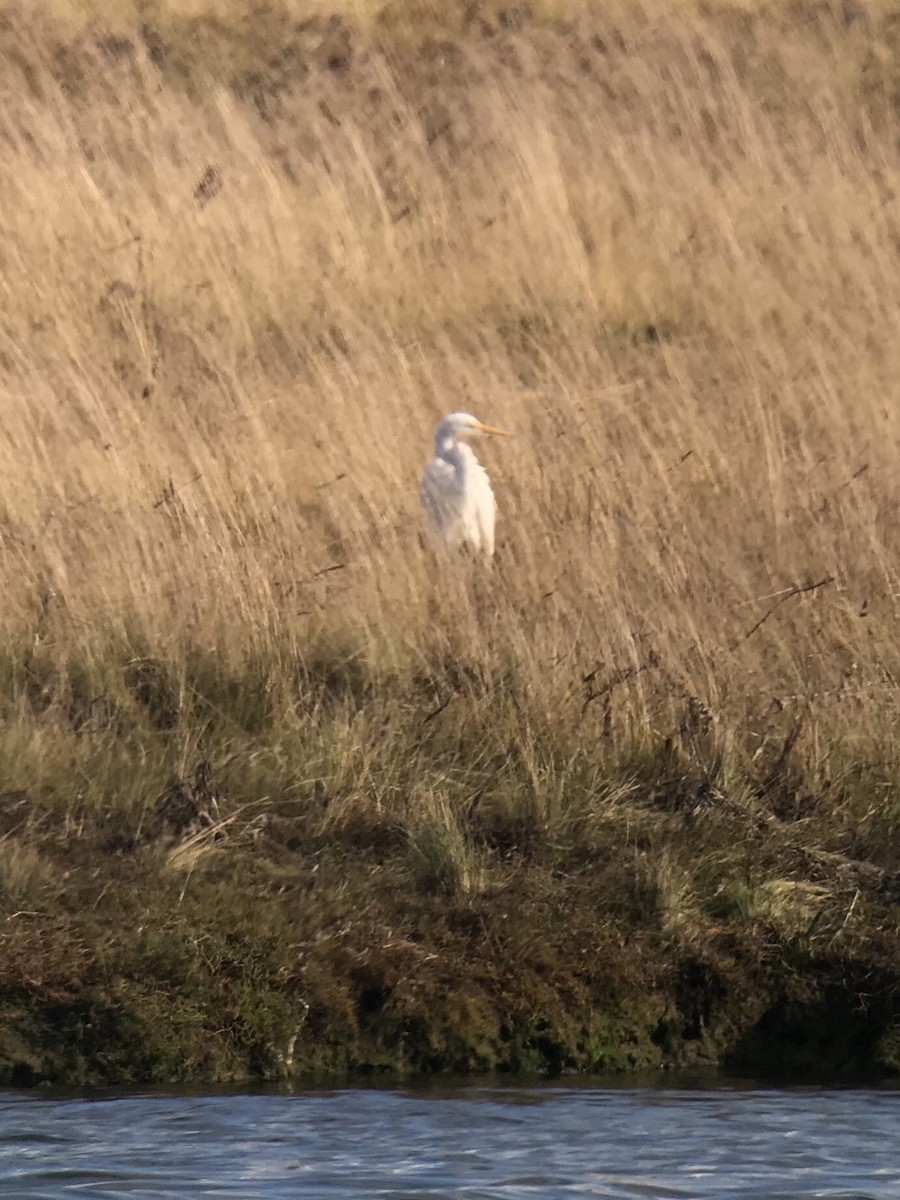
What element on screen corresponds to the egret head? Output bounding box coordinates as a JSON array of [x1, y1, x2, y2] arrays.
[[436, 412, 512, 445]]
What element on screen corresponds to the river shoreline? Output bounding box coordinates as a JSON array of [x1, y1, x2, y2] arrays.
[[2, 830, 899, 1088]]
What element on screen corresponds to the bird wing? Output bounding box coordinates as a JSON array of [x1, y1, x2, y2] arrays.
[[420, 456, 466, 547], [421, 454, 497, 556]]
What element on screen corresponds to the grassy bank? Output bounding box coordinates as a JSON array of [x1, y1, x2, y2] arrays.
[[0, 0, 899, 1084]]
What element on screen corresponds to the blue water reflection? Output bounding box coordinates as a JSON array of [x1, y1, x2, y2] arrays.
[[0, 1081, 897, 1198]]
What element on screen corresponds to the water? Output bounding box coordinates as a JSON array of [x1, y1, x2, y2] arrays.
[[0, 1080, 897, 1198]]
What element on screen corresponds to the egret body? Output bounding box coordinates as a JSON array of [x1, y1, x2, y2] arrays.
[[419, 412, 511, 558]]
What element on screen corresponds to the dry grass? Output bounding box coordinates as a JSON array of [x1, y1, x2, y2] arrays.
[[0, 838, 61, 913], [408, 793, 484, 896], [0, 0, 900, 1081]]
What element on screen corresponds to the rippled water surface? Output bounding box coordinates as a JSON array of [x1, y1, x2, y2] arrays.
[[0, 1081, 897, 1198]]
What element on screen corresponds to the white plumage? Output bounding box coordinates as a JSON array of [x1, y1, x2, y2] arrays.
[[419, 412, 511, 558]]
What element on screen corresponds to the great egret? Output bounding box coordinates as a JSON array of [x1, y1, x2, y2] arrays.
[[419, 412, 511, 558]]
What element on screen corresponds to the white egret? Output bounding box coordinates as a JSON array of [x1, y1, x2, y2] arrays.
[[419, 412, 511, 558]]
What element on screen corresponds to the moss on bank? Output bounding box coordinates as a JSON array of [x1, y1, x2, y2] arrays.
[[1, 730, 899, 1087]]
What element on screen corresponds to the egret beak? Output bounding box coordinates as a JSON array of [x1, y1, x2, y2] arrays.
[[475, 422, 512, 437]]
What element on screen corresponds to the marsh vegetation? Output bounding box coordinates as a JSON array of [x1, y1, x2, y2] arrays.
[[0, 0, 899, 1083]]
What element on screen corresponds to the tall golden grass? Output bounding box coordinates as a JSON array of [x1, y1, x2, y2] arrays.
[[2, 0, 900, 878]]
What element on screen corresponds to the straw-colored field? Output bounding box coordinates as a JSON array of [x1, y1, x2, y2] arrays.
[[0, 0, 899, 1083]]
